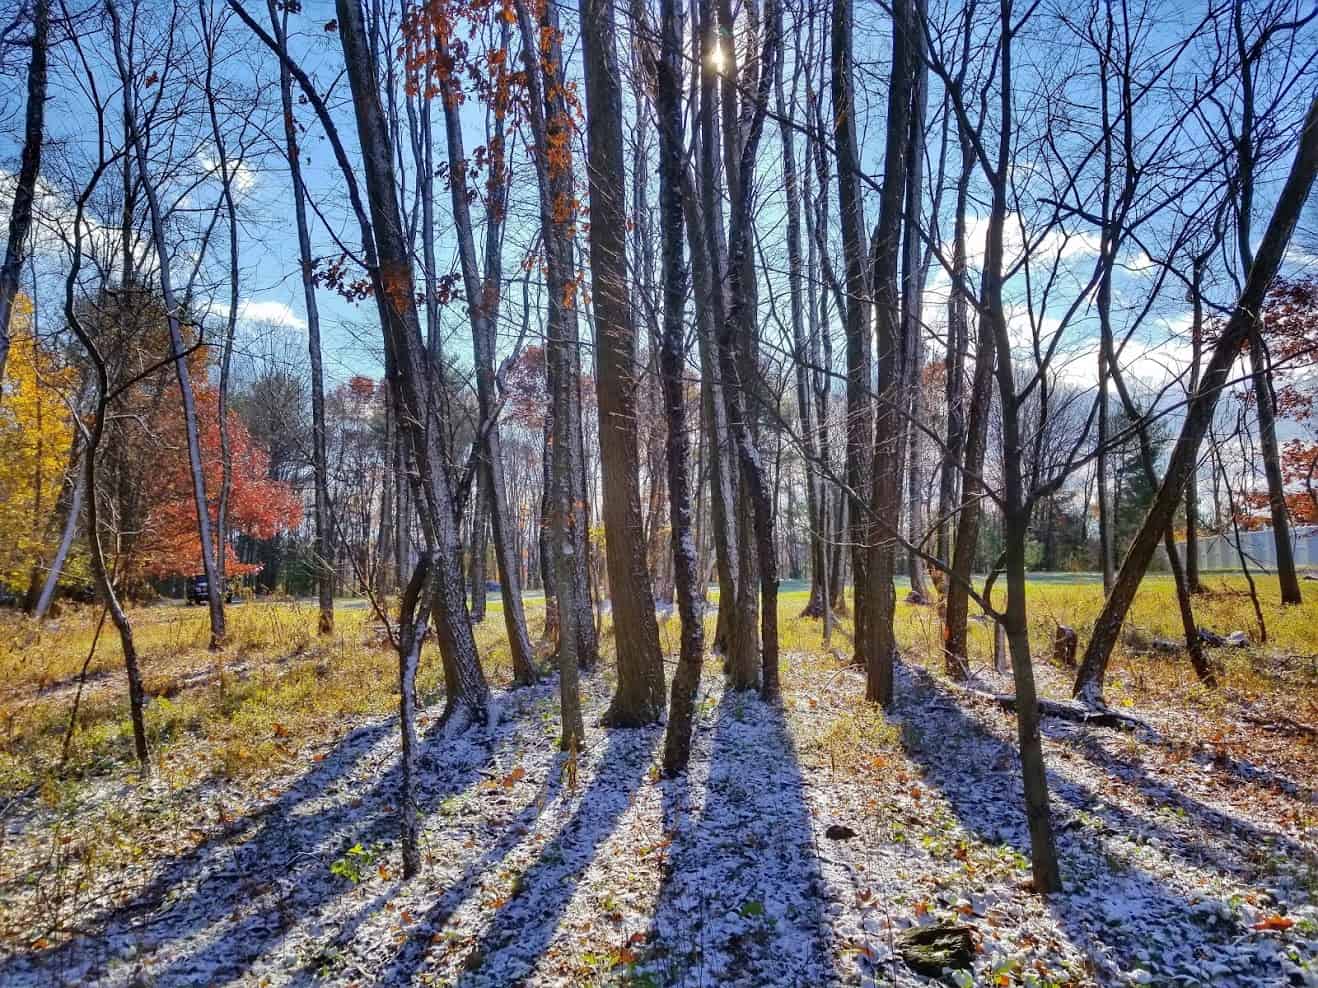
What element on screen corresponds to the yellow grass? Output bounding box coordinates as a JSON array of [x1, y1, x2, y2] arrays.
[[1, 574, 1314, 804]]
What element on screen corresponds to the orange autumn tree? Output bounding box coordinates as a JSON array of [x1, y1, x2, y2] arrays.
[[131, 379, 302, 582]]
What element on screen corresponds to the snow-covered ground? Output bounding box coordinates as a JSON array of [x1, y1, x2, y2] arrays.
[[2, 652, 1314, 986]]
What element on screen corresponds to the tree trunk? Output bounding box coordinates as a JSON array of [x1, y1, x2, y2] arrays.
[[902, 9, 930, 600], [396, 558, 428, 877], [579, 0, 666, 725], [831, 0, 872, 666], [1249, 333, 1302, 603], [469, 487, 488, 623], [58, 155, 149, 775], [942, 285, 995, 679], [0, 0, 47, 391], [711, 0, 782, 702], [514, 0, 595, 736], [334, 0, 492, 729], [776, 41, 825, 620], [934, 133, 974, 597], [656, 0, 705, 774], [109, 0, 226, 649], [267, 0, 334, 634], [864, 0, 915, 708]]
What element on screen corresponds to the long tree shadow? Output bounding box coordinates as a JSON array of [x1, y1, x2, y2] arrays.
[[895, 662, 1308, 984], [448, 723, 659, 985], [369, 753, 566, 983], [3, 685, 548, 986], [645, 683, 836, 987]]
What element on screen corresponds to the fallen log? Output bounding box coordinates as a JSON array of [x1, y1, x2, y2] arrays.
[[950, 681, 1150, 731]]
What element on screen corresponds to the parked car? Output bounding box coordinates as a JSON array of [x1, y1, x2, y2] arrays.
[[186, 574, 235, 605]]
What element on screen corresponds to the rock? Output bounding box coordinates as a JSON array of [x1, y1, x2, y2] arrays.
[[1225, 631, 1250, 647], [895, 920, 975, 976], [906, 589, 930, 605], [825, 824, 857, 840], [1198, 627, 1227, 646]]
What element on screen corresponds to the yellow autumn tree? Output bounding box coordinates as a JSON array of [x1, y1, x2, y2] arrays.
[[0, 294, 78, 592]]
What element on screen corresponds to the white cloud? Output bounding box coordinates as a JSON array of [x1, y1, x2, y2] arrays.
[[213, 298, 307, 332]]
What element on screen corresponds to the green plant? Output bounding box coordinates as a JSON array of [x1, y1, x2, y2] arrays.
[[330, 842, 381, 883]]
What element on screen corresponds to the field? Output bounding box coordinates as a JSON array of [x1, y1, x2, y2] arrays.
[[0, 576, 1315, 985]]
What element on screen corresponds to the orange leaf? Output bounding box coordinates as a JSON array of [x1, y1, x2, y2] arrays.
[[1253, 915, 1295, 931]]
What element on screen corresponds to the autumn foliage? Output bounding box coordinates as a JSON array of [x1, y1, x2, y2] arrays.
[[0, 297, 77, 588], [131, 383, 302, 580]]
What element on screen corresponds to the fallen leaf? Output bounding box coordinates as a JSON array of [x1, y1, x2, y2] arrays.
[[1253, 915, 1295, 931]]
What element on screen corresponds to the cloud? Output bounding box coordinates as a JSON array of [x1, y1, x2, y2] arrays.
[[213, 298, 308, 332], [197, 148, 259, 199]]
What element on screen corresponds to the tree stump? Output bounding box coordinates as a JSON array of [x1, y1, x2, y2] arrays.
[[993, 620, 1009, 673], [1053, 625, 1078, 667], [896, 920, 975, 976]]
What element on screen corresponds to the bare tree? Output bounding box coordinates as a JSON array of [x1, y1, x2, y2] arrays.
[[264, 0, 334, 634], [1075, 95, 1318, 704], [108, 0, 227, 649], [655, 0, 705, 775]]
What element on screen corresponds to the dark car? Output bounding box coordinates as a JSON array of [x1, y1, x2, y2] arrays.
[[186, 574, 235, 605]]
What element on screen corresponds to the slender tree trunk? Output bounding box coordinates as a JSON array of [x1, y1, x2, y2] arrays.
[[935, 130, 974, 596], [1249, 333, 1302, 603], [514, 0, 595, 737], [396, 557, 428, 876], [656, 0, 704, 774], [776, 32, 825, 620], [579, 0, 666, 725], [0, 0, 47, 391], [109, 0, 226, 649], [902, 7, 930, 600], [831, 0, 872, 665], [469, 485, 488, 622], [34, 445, 85, 620], [266, 0, 334, 634], [426, 20, 537, 681], [201, 5, 240, 597], [1185, 255, 1206, 594], [943, 289, 994, 679], [59, 155, 149, 774], [711, 0, 782, 702]]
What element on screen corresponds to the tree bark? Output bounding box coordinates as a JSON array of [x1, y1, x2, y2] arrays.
[[864, 0, 915, 708], [776, 27, 826, 621], [831, 0, 872, 665], [934, 126, 974, 600], [514, 0, 595, 739], [0, 0, 47, 391], [579, 0, 666, 725], [428, 20, 537, 682], [656, 0, 705, 775]]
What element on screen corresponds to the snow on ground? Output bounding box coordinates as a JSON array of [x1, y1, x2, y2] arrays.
[[2, 650, 1315, 986]]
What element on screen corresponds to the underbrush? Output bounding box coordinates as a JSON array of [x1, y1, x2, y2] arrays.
[[0, 600, 532, 800]]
